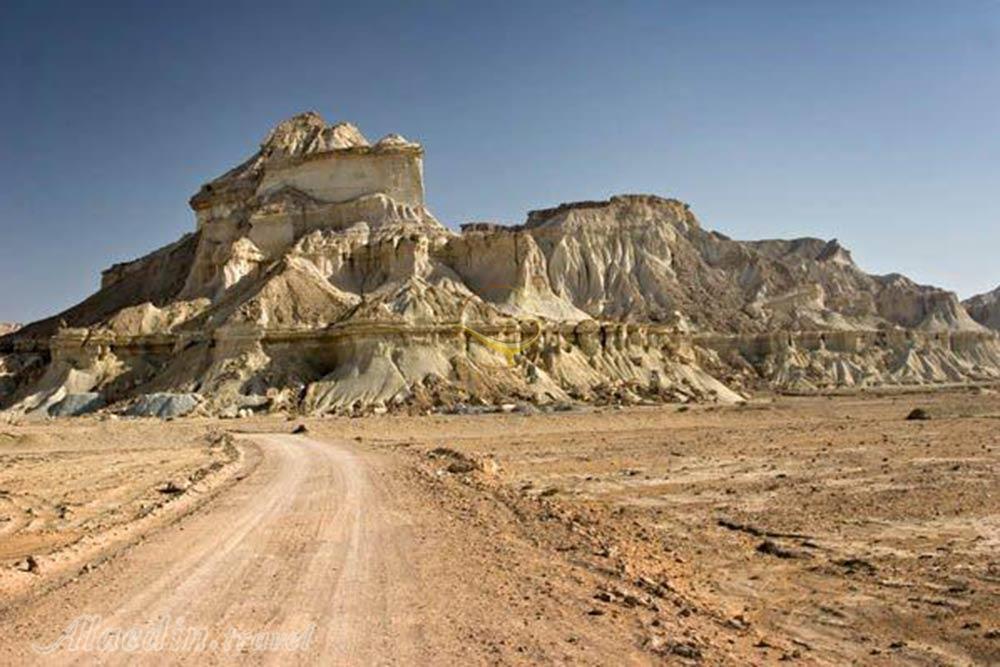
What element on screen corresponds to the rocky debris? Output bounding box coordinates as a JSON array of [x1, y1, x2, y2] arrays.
[[14, 555, 39, 573], [428, 447, 483, 474], [833, 557, 877, 575], [650, 639, 702, 661], [124, 393, 201, 419], [217, 394, 270, 418], [906, 408, 932, 421], [157, 480, 187, 495], [2, 111, 999, 417], [756, 539, 809, 560], [716, 518, 813, 541], [593, 584, 658, 610], [446, 459, 477, 474], [47, 392, 105, 417], [206, 430, 235, 449], [291, 424, 308, 434]]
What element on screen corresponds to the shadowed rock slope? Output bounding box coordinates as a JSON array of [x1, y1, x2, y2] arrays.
[[964, 285, 1000, 330], [2, 112, 998, 417]]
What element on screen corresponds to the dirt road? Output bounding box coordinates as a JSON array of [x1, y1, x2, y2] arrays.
[[3, 390, 997, 664], [1, 434, 428, 664]]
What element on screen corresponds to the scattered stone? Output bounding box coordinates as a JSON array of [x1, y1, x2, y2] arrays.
[[648, 636, 703, 660], [834, 557, 877, 575], [668, 642, 702, 660], [446, 459, 477, 474], [428, 447, 481, 474], [157, 480, 187, 495], [479, 457, 501, 477], [727, 615, 750, 630], [717, 518, 813, 540], [125, 393, 201, 419], [14, 555, 38, 573], [756, 540, 808, 560], [291, 424, 309, 434], [48, 393, 105, 417], [906, 408, 931, 421]]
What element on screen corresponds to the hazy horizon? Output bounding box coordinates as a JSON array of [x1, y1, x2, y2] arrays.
[[2, 0, 998, 323]]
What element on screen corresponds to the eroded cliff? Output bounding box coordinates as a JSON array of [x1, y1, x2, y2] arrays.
[[2, 112, 998, 418]]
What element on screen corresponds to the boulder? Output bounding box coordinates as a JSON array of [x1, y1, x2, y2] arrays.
[[48, 392, 105, 417], [125, 393, 201, 419]]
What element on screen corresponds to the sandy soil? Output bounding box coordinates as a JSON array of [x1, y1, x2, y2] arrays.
[[0, 388, 997, 665], [0, 422, 242, 603]]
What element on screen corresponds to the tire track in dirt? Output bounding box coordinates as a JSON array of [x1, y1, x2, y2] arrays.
[[1, 434, 425, 665]]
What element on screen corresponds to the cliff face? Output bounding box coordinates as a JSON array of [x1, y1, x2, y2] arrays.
[[2, 112, 998, 418], [520, 196, 984, 334], [964, 286, 1000, 330]]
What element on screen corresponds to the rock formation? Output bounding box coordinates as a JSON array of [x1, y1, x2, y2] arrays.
[[964, 286, 1000, 330], [2, 111, 998, 417]]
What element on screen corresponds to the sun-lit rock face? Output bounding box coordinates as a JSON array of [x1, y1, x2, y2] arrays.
[[176, 113, 439, 301], [190, 112, 425, 216], [1, 112, 998, 417]]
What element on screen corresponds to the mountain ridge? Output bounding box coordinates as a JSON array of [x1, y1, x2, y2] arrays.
[[2, 113, 998, 418]]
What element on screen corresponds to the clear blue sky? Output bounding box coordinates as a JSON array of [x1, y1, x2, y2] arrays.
[[2, 1, 998, 322]]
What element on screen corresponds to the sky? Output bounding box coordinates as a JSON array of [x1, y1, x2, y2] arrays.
[[1, 0, 998, 322]]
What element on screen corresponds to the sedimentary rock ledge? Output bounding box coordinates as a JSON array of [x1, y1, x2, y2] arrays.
[[2, 111, 998, 418]]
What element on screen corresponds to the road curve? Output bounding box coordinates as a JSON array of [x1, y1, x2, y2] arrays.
[[2, 434, 427, 665]]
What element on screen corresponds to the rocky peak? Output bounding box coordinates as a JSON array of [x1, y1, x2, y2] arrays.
[[191, 112, 423, 212], [261, 112, 370, 160], [964, 285, 1000, 330], [815, 239, 855, 266]]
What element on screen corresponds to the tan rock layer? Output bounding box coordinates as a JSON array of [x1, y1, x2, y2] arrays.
[[2, 112, 998, 417]]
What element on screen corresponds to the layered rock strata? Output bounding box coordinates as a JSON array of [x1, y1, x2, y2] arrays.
[[2, 112, 998, 417]]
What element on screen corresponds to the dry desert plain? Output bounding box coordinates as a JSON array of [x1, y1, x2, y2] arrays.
[[0, 388, 998, 665]]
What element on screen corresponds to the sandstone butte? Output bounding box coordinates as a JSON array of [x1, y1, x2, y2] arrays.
[[2, 112, 999, 418]]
